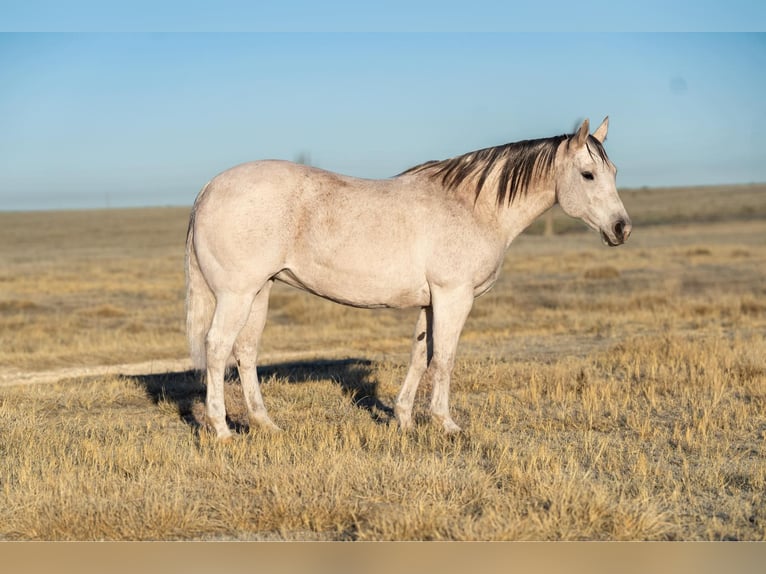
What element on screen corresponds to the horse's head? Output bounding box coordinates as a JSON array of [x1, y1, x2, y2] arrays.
[[556, 117, 631, 246]]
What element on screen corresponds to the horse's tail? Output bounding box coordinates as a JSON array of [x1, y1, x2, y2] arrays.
[[185, 184, 215, 370]]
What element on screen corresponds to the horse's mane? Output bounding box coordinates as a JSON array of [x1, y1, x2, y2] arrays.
[[399, 133, 609, 206]]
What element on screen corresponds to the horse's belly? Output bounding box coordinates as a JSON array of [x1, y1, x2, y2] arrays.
[[275, 260, 430, 309]]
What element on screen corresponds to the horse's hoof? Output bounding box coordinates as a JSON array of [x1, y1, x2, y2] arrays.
[[207, 428, 234, 443], [250, 416, 283, 433], [433, 415, 462, 434], [443, 420, 462, 434], [394, 405, 414, 432], [395, 416, 414, 432], [205, 419, 234, 442]]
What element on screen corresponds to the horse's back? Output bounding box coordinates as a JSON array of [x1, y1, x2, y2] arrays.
[[198, 160, 305, 207]]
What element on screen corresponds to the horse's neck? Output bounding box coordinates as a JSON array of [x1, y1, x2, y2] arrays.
[[462, 175, 557, 249], [503, 181, 557, 247]]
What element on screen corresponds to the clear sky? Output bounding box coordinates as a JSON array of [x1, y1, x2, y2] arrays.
[[1, 6, 765, 210]]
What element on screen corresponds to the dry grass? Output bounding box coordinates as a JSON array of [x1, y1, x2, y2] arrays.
[[0, 184, 765, 540], [0, 208, 188, 369]]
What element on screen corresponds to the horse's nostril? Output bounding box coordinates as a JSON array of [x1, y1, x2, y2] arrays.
[[614, 219, 625, 240], [612, 218, 632, 243]]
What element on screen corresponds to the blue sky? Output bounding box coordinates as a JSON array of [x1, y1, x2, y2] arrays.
[[3, 1, 766, 32], [1, 9, 765, 210]]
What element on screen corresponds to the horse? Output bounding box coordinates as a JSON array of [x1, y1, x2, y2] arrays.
[[185, 117, 632, 440]]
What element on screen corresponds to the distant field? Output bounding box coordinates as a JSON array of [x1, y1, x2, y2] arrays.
[[0, 184, 764, 540]]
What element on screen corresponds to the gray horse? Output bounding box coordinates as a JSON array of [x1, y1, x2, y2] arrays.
[[186, 117, 631, 440]]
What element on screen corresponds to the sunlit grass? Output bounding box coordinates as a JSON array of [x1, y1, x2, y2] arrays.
[[1, 333, 763, 540]]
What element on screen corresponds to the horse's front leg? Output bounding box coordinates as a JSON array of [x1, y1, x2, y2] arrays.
[[426, 285, 474, 433], [395, 306, 432, 430]]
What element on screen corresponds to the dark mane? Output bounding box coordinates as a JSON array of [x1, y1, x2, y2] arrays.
[[399, 133, 609, 206]]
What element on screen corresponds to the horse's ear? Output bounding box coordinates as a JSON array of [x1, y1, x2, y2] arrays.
[[592, 116, 609, 143], [572, 118, 590, 149]]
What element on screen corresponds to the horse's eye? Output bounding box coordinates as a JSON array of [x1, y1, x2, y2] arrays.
[[581, 171, 594, 180]]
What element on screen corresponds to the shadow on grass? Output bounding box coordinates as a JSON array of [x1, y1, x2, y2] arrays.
[[126, 358, 392, 434]]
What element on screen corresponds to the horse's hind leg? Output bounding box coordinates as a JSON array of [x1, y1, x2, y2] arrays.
[[233, 280, 281, 432], [205, 291, 256, 440]]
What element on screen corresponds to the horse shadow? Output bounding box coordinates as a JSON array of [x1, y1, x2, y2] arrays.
[[126, 358, 394, 434]]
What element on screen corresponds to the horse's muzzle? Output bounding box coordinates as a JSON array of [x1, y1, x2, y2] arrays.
[[601, 217, 632, 246]]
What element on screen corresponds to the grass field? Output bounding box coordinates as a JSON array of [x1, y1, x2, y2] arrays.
[[0, 184, 765, 540]]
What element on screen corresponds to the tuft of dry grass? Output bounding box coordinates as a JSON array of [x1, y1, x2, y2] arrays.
[[1, 185, 765, 540]]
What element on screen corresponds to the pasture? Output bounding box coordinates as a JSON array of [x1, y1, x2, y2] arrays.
[[0, 184, 765, 540]]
